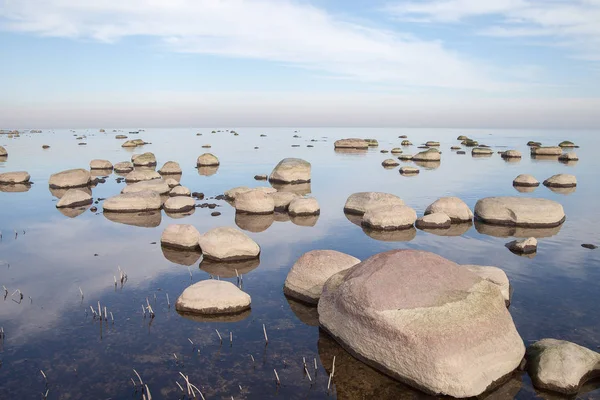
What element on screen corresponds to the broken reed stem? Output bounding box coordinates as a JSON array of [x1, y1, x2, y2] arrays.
[[273, 369, 280, 385], [263, 324, 268, 344]]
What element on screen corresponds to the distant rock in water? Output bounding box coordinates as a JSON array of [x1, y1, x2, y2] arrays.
[[513, 174, 539, 187], [475, 197, 565, 227], [176, 280, 251, 316], [506, 237, 537, 254], [283, 250, 360, 305], [318, 249, 525, 398], [198, 227, 260, 261], [269, 158, 311, 183], [526, 339, 600, 395], [0, 171, 30, 184], [334, 138, 368, 149], [543, 174, 577, 188], [49, 168, 91, 188], [56, 189, 93, 208]]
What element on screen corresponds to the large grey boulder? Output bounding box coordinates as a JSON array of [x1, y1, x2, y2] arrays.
[[425, 197, 473, 222], [49, 168, 91, 188], [318, 250, 525, 398], [132, 152, 156, 167], [0, 171, 30, 184], [361, 205, 417, 230], [198, 227, 260, 261], [344, 192, 404, 215], [121, 179, 170, 195], [103, 191, 162, 212], [526, 339, 600, 395], [196, 153, 219, 166], [269, 158, 311, 183], [163, 196, 195, 213], [176, 280, 251, 316], [284, 250, 360, 305], [543, 174, 577, 188], [334, 138, 368, 149], [158, 161, 182, 175], [235, 189, 275, 214], [90, 159, 113, 170], [124, 169, 161, 183], [56, 189, 93, 208], [475, 197, 565, 227], [160, 224, 200, 250], [288, 197, 320, 216]]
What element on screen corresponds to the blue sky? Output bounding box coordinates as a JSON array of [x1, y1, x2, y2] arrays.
[[1, 0, 599, 128]]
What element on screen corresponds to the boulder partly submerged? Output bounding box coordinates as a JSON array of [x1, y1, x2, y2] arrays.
[[176, 280, 251, 316], [475, 197, 565, 227], [103, 191, 162, 212], [344, 192, 404, 215], [49, 168, 91, 188], [198, 227, 260, 261], [318, 249, 525, 398], [283, 250, 360, 305], [526, 339, 600, 395], [334, 138, 368, 149], [269, 158, 311, 183]]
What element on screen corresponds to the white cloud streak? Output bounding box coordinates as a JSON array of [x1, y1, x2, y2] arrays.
[[0, 0, 509, 90], [386, 0, 600, 60]]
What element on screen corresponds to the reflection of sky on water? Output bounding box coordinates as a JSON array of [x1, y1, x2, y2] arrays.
[[1, 128, 599, 398]]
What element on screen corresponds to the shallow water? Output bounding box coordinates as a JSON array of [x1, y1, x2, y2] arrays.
[[0, 128, 599, 399]]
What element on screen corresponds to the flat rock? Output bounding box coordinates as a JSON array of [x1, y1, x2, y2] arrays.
[[475, 197, 565, 227], [132, 152, 156, 167], [526, 339, 600, 395], [56, 189, 93, 208], [104, 191, 162, 212], [90, 159, 113, 170], [124, 169, 161, 183], [269, 158, 311, 183], [122, 179, 170, 195], [198, 227, 260, 261], [289, 197, 320, 216], [543, 174, 577, 188], [49, 168, 91, 188], [160, 224, 200, 250], [344, 192, 404, 215], [425, 197, 473, 222], [361, 205, 417, 230], [164, 196, 195, 213], [513, 174, 539, 187], [158, 161, 182, 174], [235, 189, 275, 214], [284, 250, 360, 305], [416, 212, 451, 229], [334, 138, 368, 149], [507, 237, 537, 254], [114, 161, 134, 173], [318, 249, 525, 398], [196, 153, 220, 166], [0, 171, 30, 184], [176, 280, 251, 316]]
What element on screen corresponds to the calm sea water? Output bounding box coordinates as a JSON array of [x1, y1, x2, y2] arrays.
[[0, 128, 599, 399]]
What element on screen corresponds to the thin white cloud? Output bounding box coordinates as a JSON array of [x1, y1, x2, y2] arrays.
[[386, 0, 600, 60], [0, 0, 510, 91]]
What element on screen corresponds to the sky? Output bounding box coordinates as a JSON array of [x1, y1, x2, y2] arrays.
[[1, 0, 599, 129]]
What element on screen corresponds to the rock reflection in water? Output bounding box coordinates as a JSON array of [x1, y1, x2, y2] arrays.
[[270, 182, 312, 195], [58, 205, 90, 218], [419, 222, 473, 237], [235, 212, 275, 232], [0, 183, 31, 193], [197, 166, 219, 176], [475, 220, 563, 238], [362, 226, 416, 242], [103, 211, 162, 227], [286, 296, 319, 327], [177, 309, 251, 323], [161, 245, 202, 266], [200, 258, 260, 278]]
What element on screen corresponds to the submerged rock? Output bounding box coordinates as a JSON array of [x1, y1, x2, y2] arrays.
[[103, 191, 162, 212], [475, 197, 565, 227], [526, 339, 600, 395], [284, 250, 360, 305], [513, 174, 539, 187], [288, 197, 320, 216], [49, 168, 91, 188], [176, 280, 251, 316], [160, 224, 200, 250], [344, 192, 404, 215], [198, 227, 260, 261], [425, 197, 473, 223], [196, 153, 220, 166], [334, 138, 368, 149], [56, 189, 93, 208], [361, 205, 417, 230], [0, 171, 30, 184], [318, 249, 525, 398], [543, 174, 577, 188], [269, 158, 311, 183]]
